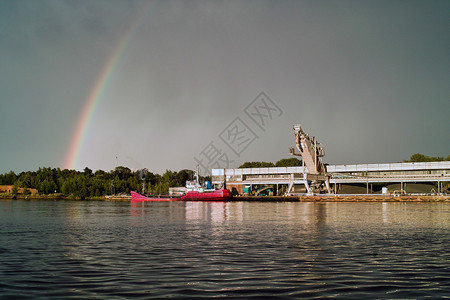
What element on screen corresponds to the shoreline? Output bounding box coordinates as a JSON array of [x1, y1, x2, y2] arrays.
[[239, 195, 450, 202], [0, 194, 129, 201], [1, 194, 449, 202]]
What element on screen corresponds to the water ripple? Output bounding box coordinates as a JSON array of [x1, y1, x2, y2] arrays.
[[0, 200, 449, 298]]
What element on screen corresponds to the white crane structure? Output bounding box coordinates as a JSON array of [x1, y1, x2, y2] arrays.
[[289, 124, 332, 194]]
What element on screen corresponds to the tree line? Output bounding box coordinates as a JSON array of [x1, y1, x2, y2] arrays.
[[0, 158, 303, 198], [239, 153, 450, 168], [0, 166, 197, 199], [238, 157, 302, 168], [0, 154, 447, 198], [404, 153, 450, 162]]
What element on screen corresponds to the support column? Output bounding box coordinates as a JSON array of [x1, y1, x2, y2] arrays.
[[304, 180, 313, 195], [287, 174, 294, 195], [325, 179, 332, 194], [303, 173, 313, 195]]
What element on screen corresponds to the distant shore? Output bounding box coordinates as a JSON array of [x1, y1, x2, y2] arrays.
[[1, 194, 449, 202], [239, 195, 450, 202], [0, 194, 127, 201]]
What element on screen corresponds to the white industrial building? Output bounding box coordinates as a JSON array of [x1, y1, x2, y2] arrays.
[[212, 161, 450, 195]]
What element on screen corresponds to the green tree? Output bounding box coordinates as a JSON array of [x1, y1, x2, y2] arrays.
[[84, 167, 93, 178], [49, 180, 57, 193], [23, 186, 30, 196], [145, 172, 157, 186], [162, 170, 177, 187], [405, 153, 447, 162], [239, 161, 275, 168], [275, 158, 302, 167], [61, 180, 71, 196], [74, 175, 88, 199], [39, 179, 50, 194], [176, 169, 193, 186], [114, 166, 132, 180], [90, 177, 105, 196], [19, 172, 32, 188], [12, 182, 18, 196], [0, 171, 17, 185], [154, 181, 169, 195], [95, 169, 107, 177]]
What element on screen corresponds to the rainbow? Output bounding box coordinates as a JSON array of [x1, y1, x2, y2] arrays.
[[64, 5, 149, 170]]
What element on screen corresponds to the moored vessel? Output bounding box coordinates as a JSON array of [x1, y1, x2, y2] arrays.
[[131, 167, 232, 201], [182, 189, 231, 201]]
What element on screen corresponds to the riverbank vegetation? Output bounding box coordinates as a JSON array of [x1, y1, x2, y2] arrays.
[[0, 167, 196, 199], [403, 153, 450, 162], [238, 158, 302, 168], [0, 154, 447, 198]]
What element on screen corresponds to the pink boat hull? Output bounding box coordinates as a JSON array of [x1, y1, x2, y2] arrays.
[[181, 189, 232, 201], [130, 191, 181, 201], [130, 189, 232, 201]]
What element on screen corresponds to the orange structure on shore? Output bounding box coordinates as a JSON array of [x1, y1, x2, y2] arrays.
[[0, 185, 38, 195]]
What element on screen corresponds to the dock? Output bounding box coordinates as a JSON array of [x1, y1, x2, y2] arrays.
[[212, 161, 450, 196], [234, 195, 450, 202]]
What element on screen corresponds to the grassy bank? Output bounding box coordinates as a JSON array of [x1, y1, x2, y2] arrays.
[[238, 195, 450, 202], [0, 194, 129, 201], [1, 194, 449, 202]]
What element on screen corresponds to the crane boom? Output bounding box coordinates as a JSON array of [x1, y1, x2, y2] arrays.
[[289, 125, 326, 175]]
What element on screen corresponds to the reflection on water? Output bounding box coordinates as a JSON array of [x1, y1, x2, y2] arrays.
[[0, 200, 449, 298], [133, 200, 450, 228]]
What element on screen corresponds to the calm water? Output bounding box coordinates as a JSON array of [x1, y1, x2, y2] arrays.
[[0, 200, 449, 299]]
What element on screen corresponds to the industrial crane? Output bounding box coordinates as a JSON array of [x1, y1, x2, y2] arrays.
[[289, 125, 332, 194]]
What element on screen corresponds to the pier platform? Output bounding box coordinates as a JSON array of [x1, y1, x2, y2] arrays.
[[212, 161, 450, 195], [234, 195, 450, 202]]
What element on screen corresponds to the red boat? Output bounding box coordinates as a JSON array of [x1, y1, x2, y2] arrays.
[[181, 189, 231, 201], [130, 189, 231, 201], [131, 167, 232, 202]]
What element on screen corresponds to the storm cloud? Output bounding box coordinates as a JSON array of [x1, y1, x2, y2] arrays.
[[1, 0, 448, 173]]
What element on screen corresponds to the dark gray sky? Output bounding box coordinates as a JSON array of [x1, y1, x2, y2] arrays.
[[1, 0, 449, 174]]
